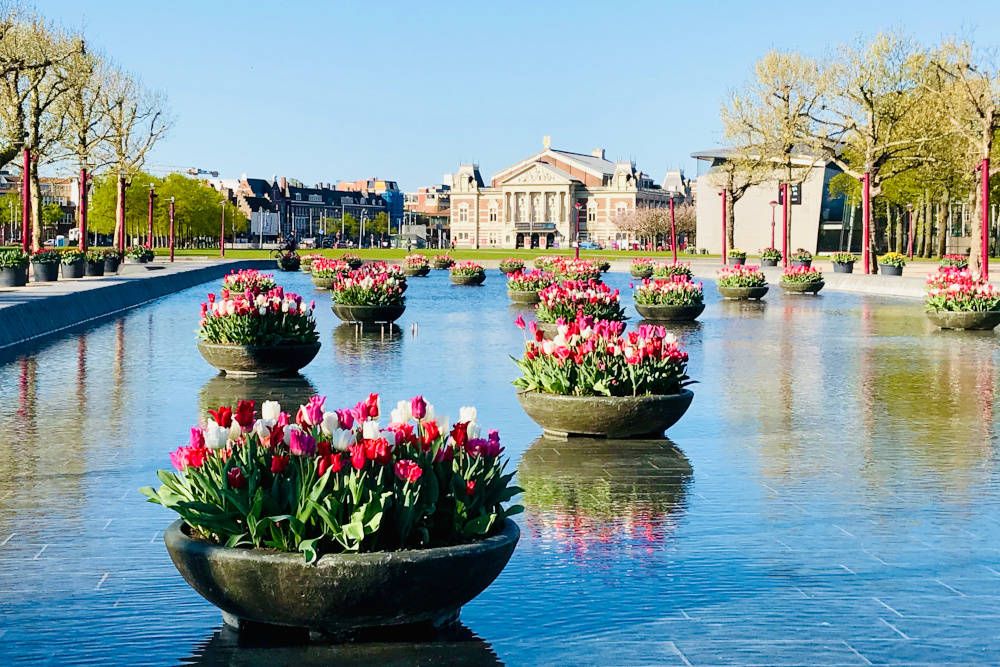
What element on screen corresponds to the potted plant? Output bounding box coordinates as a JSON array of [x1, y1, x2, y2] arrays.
[[595, 259, 611, 273], [634, 276, 705, 321], [533, 255, 560, 271], [831, 252, 857, 273], [716, 264, 768, 300], [727, 249, 747, 266], [513, 315, 694, 437], [141, 393, 521, 637], [534, 279, 626, 338], [222, 268, 277, 295], [30, 248, 61, 282], [125, 245, 154, 264], [499, 258, 525, 276], [84, 249, 106, 277], [940, 254, 968, 269], [450, 261, 486, 285], [506, 269, 555, 305], [630, 257, 655, 279], [790, 248, 812, 268], [331, 267, 406, 323], [878, 252, 906, 276], [276, 250, 301, 271], [430, 254, 455, 270], [552, 258, 601, 282], [760, 247, 781, 267], [197, 287, 321, 376], [0, 247, 29, 287], [310, 258, 351, 289], [299, 253, 324, 273], [338, 252, 363, 269], [780, 265, 825, 294], [102, 248, 123, 273], [403, 253, 431, 277], [652, 262, 694, 280], [925, 266, 1000, 330], [60, 248, 87, 279]]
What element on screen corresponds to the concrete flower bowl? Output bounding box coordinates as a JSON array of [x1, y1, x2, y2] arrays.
[[718, 285, 769, 300], [164, 518, 520, 639], [780, 280, 824, 295], [311, 275, 336, 289], [332, 303, 406, 324], [634, 303, 705, 322], [926, 310, 1000, 331], [507, 289, 540, 305], [450, 273, 486, 286], [404, 266, 431, 277], [517, 389, 694, 438], [630, 268, 654, 279], [197, 341, 321, 377]]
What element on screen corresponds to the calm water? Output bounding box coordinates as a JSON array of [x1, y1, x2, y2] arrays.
[[1, 269, 999, 665]]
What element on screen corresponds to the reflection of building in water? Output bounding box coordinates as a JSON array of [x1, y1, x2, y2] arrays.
[[519, 437, 691, 562]]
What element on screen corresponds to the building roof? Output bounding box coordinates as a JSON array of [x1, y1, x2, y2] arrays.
[[549, 149, 617, 176]]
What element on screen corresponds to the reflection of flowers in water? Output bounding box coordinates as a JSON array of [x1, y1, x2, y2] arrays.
[[332, 323, 404, 360], [199, 373, 318, 416], [519, 437, 691, 562]]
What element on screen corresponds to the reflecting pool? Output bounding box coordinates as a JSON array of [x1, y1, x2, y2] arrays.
[[2, 269, 1000, 665]]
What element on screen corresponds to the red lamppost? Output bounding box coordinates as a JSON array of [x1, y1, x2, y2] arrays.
[[168, 196, 176, 263], [147, 183, 156, 249], [981, 158, 990, 280], [719, 190, 727, 265], [21, 146, 31, 254], [861, 173, 871, 274], [78, 168, 90, 252], [669, 196, 678, 264], [781, 183, 790, 268], [768, 200, 778, 249], [906, 203, 915, 259], [574, 201, 583, 259], [220, 199, 226, 258]]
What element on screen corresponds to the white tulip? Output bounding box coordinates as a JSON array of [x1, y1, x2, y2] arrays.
[[203, 422, 229, 450], [261, 401, 281, 423], [393, 400, 412, 424], [468, 421, 481, 439], [362, 420, 381, 440], [228, 421, 242, 440], [332, 428, 355, 452], [459, 406, 477, 423], [542, 340, 555, 355], [424, 403, 435, 422], [252, 419, 271, 442], [320, 412, 339, 436]]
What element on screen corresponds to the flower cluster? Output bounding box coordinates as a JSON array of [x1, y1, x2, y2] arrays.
[[652, 262, 693, 280], [340, 253, 363, 269], [717, 264, 767, 288], [0, 247, 29, 268], [940, 254, 969, 269], [551, 258, 602, 282], [925, 266, 1000, 312], [199, 287, 319, 345], [331, 268, 405, 306], [450, 261, 486, 278], [507, 269, 555, 292], [634, 276, 704, 307], [780, 265, 823, 284], [879, 252, 907, 268], [60, 248, 86, 264], [631, 257, 655, 270], [728, 248, 747, 260], [790, 248, 813, 262], [533, 255, 561, 270], [300, 254, 324, 271], [431, 254, 455, 269], [30, 248, 62, 264], [499, 258, 525, 274], [311, 258, 352, 279], [761, 247, 782, 261], [536, 279, 626, 323], [404, 254, 430, 270], [514, 315, 691, 397], [832, 252, 857, 264], [142, 394, 522, 561], [126, 245, 155, 261], [222, 269, 277, 295]]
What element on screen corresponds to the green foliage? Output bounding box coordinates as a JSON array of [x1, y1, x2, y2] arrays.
[[0, 248, 29, 268]]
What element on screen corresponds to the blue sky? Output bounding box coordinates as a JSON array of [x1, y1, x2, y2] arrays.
[[35, 0, 1000, 190]]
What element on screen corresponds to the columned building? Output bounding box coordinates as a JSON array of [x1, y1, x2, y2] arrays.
[[449, 137, 671, 249]]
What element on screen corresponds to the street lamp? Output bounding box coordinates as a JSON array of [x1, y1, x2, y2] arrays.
[[147, 184, 156, 249], [220, 199, 226, 258], [768, 200, 778, 250], [718, 190, 727, 265], [168, 196, 176, 262], [574, 202, 583, 259]]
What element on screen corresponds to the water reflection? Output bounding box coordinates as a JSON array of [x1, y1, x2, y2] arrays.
[[182, 622, 502, 666], [331, 322, 404, 359], [718, 299, 767, 318], [199, 374, 319, 414], [519, 437, 691, 560]]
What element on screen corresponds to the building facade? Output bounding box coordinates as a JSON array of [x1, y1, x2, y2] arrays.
[[337, 178, 404, 227], [449, 137, 672, 249]]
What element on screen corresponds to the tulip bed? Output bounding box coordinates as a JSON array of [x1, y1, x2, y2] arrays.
[[142, 394, 522, 562], [310, 258, 351, 280], [536, 279, 625, 324], [634, 277, 704, 307], [507, 269, 555, 292], [717, 264, 767, 288], [222, 269, 277, 295], [925, 267, 1000, 312], [551, 258, 602, 282], [331, 268, 405, 306], [780, 266, 824, 284], [940, 254, 969, 269], [499, 258, 525, 274], [513, 315, 691, 397], [198, 288, 319, 346], [652, 262, 694, 280], [404, 253, 430, 271], [450, 261, 486, 278]]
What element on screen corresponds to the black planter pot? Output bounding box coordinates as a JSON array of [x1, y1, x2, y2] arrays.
[[761, 258, 779, 267], [879, 264, 903, 276], [790, 259, 812, 268], [32, 262, 59, 282], [104, 256, 122, 273], [0, 265, 27, 287], [61, 259, 86, 279], [832, 261, 854, 274], [729, 257, 746, 266], [85, 260, 105, 277]]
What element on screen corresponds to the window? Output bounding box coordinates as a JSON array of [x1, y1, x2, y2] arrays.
[[489, 208, 497, 222], [587, 206, 596, 223], [458, 206, 468, 223]]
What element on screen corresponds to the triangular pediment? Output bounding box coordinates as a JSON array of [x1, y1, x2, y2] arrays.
[[496, 161, 575, 186]]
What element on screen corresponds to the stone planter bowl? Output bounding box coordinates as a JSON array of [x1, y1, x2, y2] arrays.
[[61, 259, 86, 279], [32, 262, 59, 282], [790, 259, 812, 268], [277, 257, 301, 272], [729, 257, 746, 266], [718, 285, 768, 300], [507, 289, 540, 305], [879, 264, 903, 276], [517, 389, 694, 438], [634, 303, 706, 322], [630, 267, 654, 279], [0, 265, 28, 287], [780, 280, 824, 295], [311, 275, 336, 289], [164, 518, 519, 638], [332, 303, 406, 324], [404, 266, 431, 277], [926, 310, 1000, 331], [197, 341, 321, 377], [761, 258, 779, 267], [85, 260, 106, 277], [450, 273, 485, 286]]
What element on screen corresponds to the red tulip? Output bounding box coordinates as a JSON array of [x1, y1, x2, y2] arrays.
[[394, 459, 423, 484], [349, 443, 367, 470], [450, 422, 469, 448], [227, 467, 246, 489], [234, 400, 256, 430], [270, 455, 289, 474], [208, 406, 233, 428], [465, 479, 476, 496]]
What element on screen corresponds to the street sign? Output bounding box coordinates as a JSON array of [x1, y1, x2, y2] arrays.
[[778, 183, 802, 205]]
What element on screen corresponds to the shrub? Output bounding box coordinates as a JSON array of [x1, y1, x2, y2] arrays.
[[832, 252, 857, 264]]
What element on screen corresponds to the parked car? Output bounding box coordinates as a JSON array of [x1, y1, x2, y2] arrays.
[[578, 241, 600, 250]]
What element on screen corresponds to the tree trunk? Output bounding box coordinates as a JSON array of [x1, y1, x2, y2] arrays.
[[726, 192, 736, 250], [970, 185, 983, 277], [30, 160, 42, 250], [892, 205, 903, 254], [922, 195, 933, 258], [114, 175, 126, 250], [915, 206, 925, 258], [936, 193, 949, 257]]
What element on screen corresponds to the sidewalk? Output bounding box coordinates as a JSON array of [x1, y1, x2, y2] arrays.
[[0, 259, 272, 351]]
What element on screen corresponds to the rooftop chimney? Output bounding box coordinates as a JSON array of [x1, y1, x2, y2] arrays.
[[592, 148, 605, 159], [542, 135, 551, 149]]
